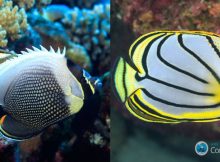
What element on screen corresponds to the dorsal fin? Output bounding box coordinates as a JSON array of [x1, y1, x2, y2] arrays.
[[20, 45, 66, 56], [0, 46, 66, 68]]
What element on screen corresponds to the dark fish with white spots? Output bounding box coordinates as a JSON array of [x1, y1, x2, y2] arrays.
[[0, 46, 101, 140]]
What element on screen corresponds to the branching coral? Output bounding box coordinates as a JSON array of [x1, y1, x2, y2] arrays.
[[114, 0, 220, 34], [14, 0, 52, 9], [14, 0, 35, 9], [35, 3, 110, 73], [67, 43, 92, 70], [62, 4, 110, 74], [27, 13, 92, 70], [0, 0, 28, 47]]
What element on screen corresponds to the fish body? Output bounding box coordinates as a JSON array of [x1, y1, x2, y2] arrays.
[[113, 31, 220, 123], [0, 46, 100, 140]]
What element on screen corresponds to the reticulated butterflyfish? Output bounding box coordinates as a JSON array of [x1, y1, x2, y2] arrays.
[[112, 31, 220, 123], [0, 46, 102, 140]]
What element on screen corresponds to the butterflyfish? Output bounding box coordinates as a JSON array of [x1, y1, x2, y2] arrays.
[[0, 46, 101, 140], [113, 31, 220, 123]]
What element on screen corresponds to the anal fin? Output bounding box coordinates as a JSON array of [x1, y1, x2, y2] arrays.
[[125, 89, 180, 123], [0, 115, 42, 140]]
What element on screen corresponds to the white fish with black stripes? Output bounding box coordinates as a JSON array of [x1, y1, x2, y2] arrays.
[[113, 31, 220, 123]]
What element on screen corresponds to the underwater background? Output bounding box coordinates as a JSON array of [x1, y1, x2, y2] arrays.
[[112, 0, 220, 162], [0, 0, 110, 162]]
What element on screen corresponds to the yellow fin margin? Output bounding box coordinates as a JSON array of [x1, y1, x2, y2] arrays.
[[136, 89, 220, 123]]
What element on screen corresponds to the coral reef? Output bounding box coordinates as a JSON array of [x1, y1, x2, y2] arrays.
[[0, 0, 54, 51], [14, 0, 52, 9], [27, 12, 92, 70], [0, 0, 28, 47], [66, 43, 92, 70], [51, 0, 105, 9], [62, 3, 110, 74], [114, 0, 220, 34], [29, 3, 110, 74], [8, 26, 42, 53], [14, 0, 35, 9]]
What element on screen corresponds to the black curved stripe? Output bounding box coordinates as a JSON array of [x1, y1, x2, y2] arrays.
[[147, 76, 214, 96], [135, 75, 214, 97], [135, 34, 213, 96], [157, 34, 209, 84], [206, 36, 220, 57], [122, 59, 128, 102], [141, 88, 220, 108], [127, 97, 156, 120], [133, 93, 220, 121], [130, 32, 166, 59], [135, 73, 215, 96], [129, 96, 177, 122], [131, 31, 220, 59], [178, 34, 220, 83], [133, 94, 182, 121], [140, 33, 167, 76]]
